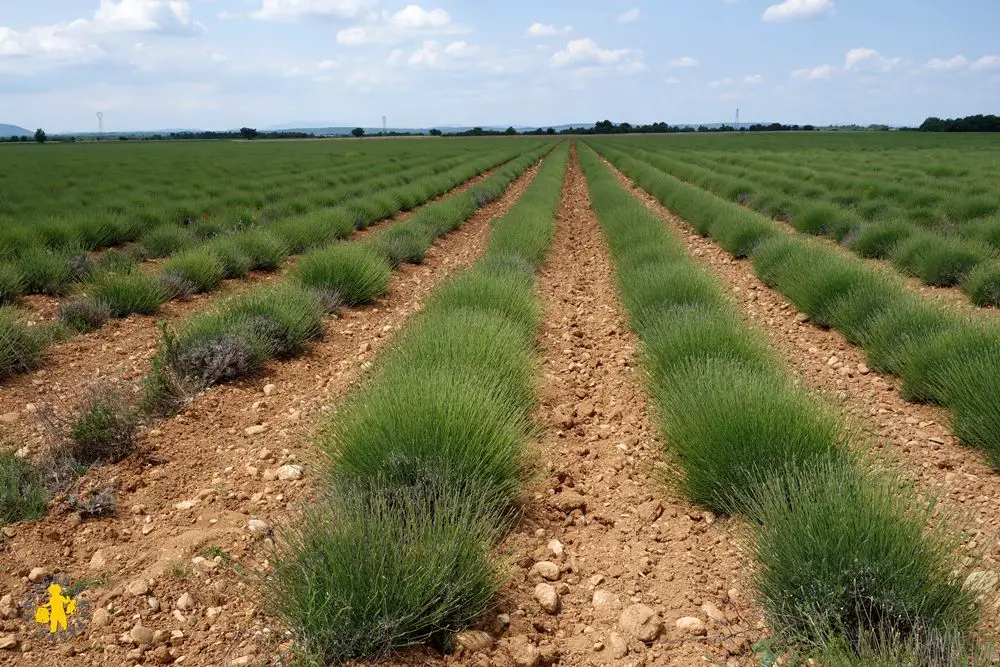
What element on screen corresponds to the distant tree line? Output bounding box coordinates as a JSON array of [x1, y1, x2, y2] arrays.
[[918, 115, 1000, 132], [547, 120, 818, 135]]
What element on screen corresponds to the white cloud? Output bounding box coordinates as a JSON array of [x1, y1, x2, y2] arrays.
[[335, 4, 462, 46], [408, 40, 441, 66], [709, 77, 734, 87], [317, 59, 339, 70], [762, 0, 834, 22], [251, 0, 375, 22], [526, 23, 572, 37], [551, 38, 630, 68], [971, 55, 1000, 72], [844, 48, 900, 72], [0, 24, 103, 62], [744, 74, 765, 83], [389, 5, 450, 29], [445, 40, 476, 56], [844, 47, 876, 69], [792, 63, 834, 80], [616, 8, 640, 24], [93, 0, 198, 33], [668, 56, 698, 68], [664, 76, 682, 84], [924, 54, 968, 71]]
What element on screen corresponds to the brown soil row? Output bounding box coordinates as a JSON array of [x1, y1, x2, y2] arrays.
[[600, 159, 1000, 627], [0, 161, 543, 666], [411, 149, 760, 667], [0, 164, 504, 453]]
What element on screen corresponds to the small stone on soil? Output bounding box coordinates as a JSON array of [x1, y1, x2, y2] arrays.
[[530, 561, 561, 581], [619, 604, 663, 642], [534, 583, 560, 614], [675, 616, 707, 636]]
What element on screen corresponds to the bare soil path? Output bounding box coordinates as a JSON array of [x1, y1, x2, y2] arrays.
[[601, 158, 1000, 622], [440, 151, 759, 667], [0, 162, 542, 666]]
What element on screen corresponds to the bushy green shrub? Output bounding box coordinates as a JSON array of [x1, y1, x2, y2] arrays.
[[790, 202, 842, 236], [271, 210, 354, 253], [858, 299, 953, 376], [293, 245, 391, 306], [206, 236, 254, 279], [68, 388, 138, 465], [641, 305, 778, 379], [365, 225, 432, 267], [234, 230, 286, 270], [58, 299, 111, 333], [746, 464, 976, 655], [15, 247, 76, 295], [164, 284, 325, 389], [138, 225, 195, 259], [0, 307, 46, 377], [0, 453, 47, 525], [0, 263, 25, 304], [88, 272, 168, 317], [267, 484, 505, 664], [160, 249, 225, 294], [961, 262, 1000, 307], [892, 233, 990, 287], [847, 220, 914, 259], [655, 360, 845, 513], [427, 272, 538, 336], [95, 247, 140, 275]]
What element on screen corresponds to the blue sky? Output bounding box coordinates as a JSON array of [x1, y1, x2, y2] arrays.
[[1, 0, 998, 132]]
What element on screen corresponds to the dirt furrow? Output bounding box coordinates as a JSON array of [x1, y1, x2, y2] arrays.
[[0, 162, 542, 666], [455, 152, 757, 667], [602, 159, 1000, 582], [0, 164, 504, 449]]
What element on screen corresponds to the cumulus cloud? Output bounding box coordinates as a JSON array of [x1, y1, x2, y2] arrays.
[[551, 38, 630, 67], [526, 23, 572, 37], [709, 78, 734, 87], [390, 5, 450, 29], [664, 76, 682, 84], [762, 0, 834, 22], [444, 40, 476, 56], [924, 54, 968, 71], [0, 24, 103, 62], [668, 56, 698, 68], [844, 47, 900, 72], [971, 55, 1000, 71], [317, 59, 339, 70], [792, 63, 833, 80], [0, 0, 204, 73], [744, 74, 765, 83], [616, 8, 641, 24], [251, 0, 375, 22], [92, 0, 199, 33], [336, 4, 461, 46], [408, 40, 441, 66]]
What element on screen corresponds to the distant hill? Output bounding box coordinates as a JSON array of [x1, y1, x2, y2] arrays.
[[0, 124, 31, 137]]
